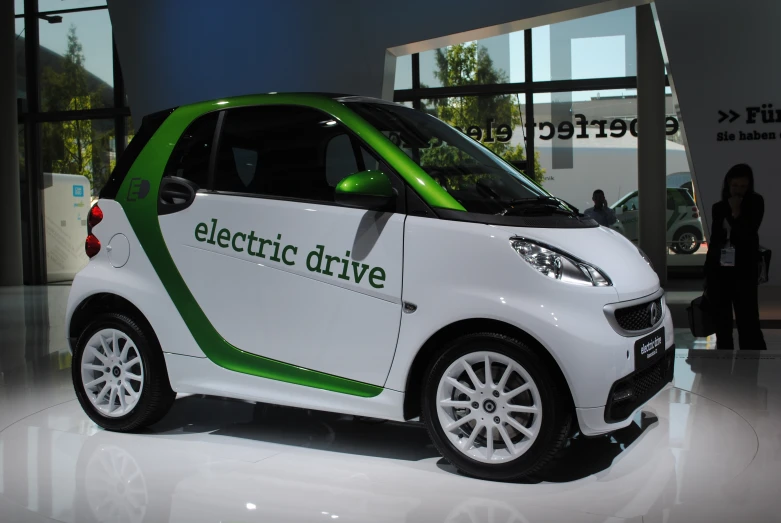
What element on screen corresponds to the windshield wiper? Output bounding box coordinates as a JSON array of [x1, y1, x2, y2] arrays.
[[506, 197, 578, 212], [502, 196, 580, 217]]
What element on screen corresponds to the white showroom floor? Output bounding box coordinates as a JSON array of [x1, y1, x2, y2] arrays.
[[1, 286, 781, 523]]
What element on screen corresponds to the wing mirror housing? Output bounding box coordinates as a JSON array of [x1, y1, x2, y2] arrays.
[[334, 170, 396, 211]]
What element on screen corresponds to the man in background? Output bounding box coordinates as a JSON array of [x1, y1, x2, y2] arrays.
[[584, 189, 617, 226]]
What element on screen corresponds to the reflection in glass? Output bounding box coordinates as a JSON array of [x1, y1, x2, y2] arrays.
[[39, 10, 113, 112], [419, 34, 519, 89], [38, 0, 107, 12], [15, 19, 25, 100], [346, 101, 553, 216], [532, 8, 637, 83], [125, 116, 135, 147], [42, 119, 115, 196], [394, 54, 412, 90]]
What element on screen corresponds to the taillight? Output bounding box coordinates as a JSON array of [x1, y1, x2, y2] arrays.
[[85, 234, 101, 258], [692, 206, 699, 219], [88, 203, 103, 229]]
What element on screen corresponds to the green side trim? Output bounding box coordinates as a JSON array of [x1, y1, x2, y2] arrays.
[[666, 208, 681, 231], [116, 94, 408, 398], [336, 170, 394, 197]]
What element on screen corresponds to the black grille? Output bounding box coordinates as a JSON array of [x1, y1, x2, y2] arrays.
[[614, 297, 663, 332], [604, 348, 674, 423]]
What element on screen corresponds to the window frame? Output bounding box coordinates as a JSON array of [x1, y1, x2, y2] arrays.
[[197, 104, 409, 214]]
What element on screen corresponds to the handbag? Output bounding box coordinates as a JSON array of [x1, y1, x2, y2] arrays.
[[758, 246, 771, 284], [687, 288, 717, 338]]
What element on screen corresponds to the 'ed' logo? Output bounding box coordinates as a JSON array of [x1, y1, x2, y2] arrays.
[[127, 178, 150, 201]]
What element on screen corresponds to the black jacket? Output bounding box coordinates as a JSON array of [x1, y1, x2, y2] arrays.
[[705, 193, 763, 279]]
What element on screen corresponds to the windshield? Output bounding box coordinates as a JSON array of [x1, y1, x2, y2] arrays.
[[345, 101, 576, 217]]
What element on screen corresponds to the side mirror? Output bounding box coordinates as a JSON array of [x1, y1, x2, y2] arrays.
[[334, 170, 395, 210]]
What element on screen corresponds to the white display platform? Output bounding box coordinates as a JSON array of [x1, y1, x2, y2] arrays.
[[1, 349, 779, 523]]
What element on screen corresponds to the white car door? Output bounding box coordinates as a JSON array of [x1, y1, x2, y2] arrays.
[[157, 105, 404, 387], [616, 193, 639, 242]]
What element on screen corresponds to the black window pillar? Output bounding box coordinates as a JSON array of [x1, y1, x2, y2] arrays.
[[113, 37, 126, 158], [411, 53, 421, 111], [524, 30, 534, 176], [23, 0, 46, 285]]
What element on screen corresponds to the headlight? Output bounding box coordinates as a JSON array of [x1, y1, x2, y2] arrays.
[[510, 238, 612, 287]]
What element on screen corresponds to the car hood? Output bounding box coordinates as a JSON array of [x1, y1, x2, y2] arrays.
[[493, 224, 660, 302]]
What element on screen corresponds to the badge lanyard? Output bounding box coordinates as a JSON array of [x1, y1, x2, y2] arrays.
[[720, 217, 736, 267]]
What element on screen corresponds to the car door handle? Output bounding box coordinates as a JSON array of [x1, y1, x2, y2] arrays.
[[158, 177, 198, 215]]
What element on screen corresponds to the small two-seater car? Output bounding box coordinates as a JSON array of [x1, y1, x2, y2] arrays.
[[67, 94, 674, 481], [612, 187, 704, 254]]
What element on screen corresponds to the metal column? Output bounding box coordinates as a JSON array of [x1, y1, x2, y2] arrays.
[[23, 0, 47, 284], [636, 5, 667, 285], [0, 0, 23, 285]]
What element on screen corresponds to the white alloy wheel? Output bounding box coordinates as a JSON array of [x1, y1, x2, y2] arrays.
[[436, 351, 543, 464], [80, 328, 145, 418], [676, 231, 699, 253]]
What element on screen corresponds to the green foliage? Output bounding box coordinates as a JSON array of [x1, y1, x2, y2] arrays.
[[40, 25, 113, 195], [421, 42, 545, 185]]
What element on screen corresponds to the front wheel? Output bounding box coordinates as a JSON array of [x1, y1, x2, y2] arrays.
[[421, 333, 572, 481], [72, 312, 176, 432]]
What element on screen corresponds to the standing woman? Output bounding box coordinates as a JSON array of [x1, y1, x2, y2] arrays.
[[705, 163, 767, 350]]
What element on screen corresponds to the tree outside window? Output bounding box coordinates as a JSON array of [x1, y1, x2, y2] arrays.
[[422, 43, 545, 184]]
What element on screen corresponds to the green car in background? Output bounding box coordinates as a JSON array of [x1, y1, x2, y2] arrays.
[[611, 187, 704, 255]]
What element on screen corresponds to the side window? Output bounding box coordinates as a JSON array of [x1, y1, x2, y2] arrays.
[[623, 195, 638, 211], [163, 111, 219, 189], [666, 192, 676, 211], [325, 134, 359, 187], [213, 105, 375, 204]]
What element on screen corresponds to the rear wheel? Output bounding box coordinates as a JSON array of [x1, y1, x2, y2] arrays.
[[671, 226, 702, 255], [421, 333, 571, 481], [73, 313, 175, 431]]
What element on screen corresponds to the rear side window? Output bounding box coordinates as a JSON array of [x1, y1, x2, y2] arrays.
[[163, 111, 220, 189], [212, 105, 380, 204], [668, 188, 693, 209], [100, 108, 174, 199]]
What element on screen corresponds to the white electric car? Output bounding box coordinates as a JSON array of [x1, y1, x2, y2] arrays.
[[611, 188, 704, 254], [67, 94, 674, 481]]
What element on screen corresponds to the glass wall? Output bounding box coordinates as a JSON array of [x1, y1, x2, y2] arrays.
[[394, 8, 698, 277], [419, 33, 524, 88], [531, 8, 636, 82], [16, 1, 130, 283], [39, 9, 114, 111]]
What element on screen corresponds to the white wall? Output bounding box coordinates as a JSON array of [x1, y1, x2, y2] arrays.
[[655, 0, 781, 283]]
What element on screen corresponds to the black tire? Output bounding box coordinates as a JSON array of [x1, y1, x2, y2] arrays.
[[671, 226, 702, 255], [72, 312, 176, 432], [421, 332, 572, 481]]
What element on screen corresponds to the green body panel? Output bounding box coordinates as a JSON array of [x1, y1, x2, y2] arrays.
[[336, 170, 394, 197]]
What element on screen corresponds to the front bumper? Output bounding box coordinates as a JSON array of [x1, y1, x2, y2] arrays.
[[576, 345, 675, 436]]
